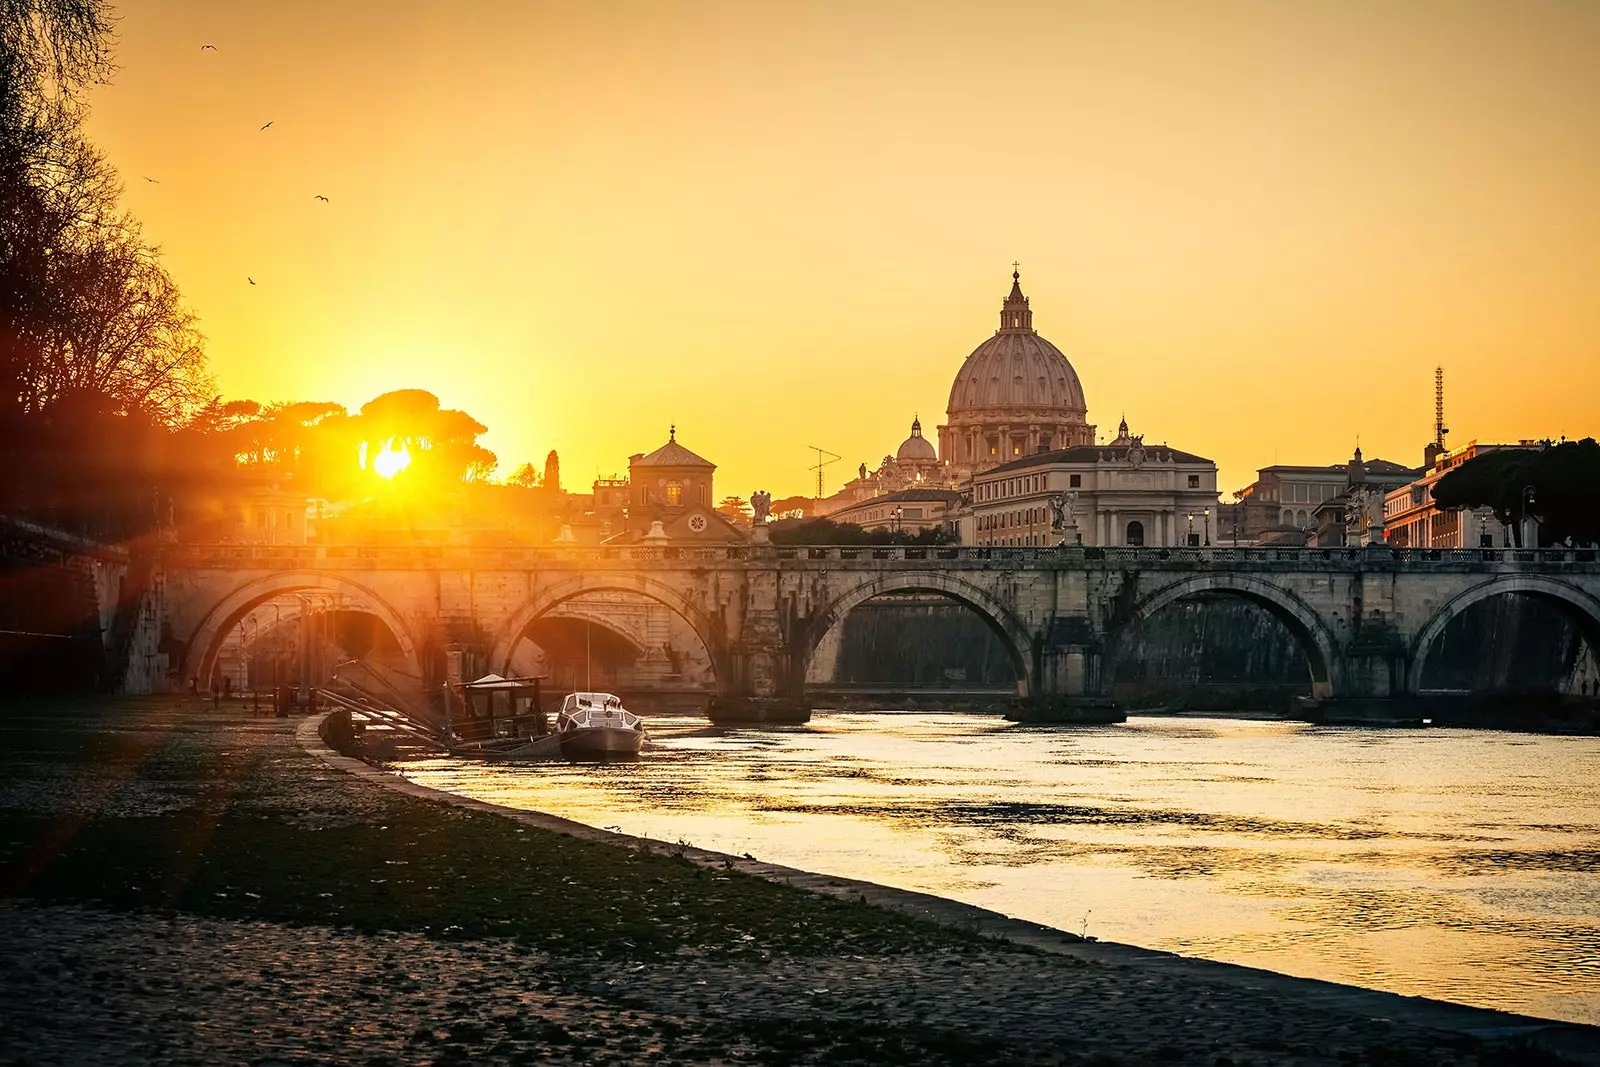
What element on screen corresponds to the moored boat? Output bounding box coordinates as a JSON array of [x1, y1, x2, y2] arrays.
[[555, 692, 647, 758]]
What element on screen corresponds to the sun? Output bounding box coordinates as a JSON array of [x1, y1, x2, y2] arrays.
[[372, 439, 412, 479]]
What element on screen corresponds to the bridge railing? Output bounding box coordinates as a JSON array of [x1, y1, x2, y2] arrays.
[[165, 542, 1599, 568]]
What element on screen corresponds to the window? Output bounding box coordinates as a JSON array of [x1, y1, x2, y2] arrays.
[[666, 481, 683, 506], [1069, 474, 1081, 488], [1126, 520, 1145, 546], [1187, 474, 1200, 488]]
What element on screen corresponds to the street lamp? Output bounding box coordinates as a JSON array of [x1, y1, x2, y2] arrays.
[[1522, 485, 1537, 548], [891, 506, 903, 536], [1185, 512, 1196, 548], [271, 601, 283, 715], [1203, 508, 1211, 547]]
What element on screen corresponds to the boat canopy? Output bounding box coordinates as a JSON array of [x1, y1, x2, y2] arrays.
[[561, 691, 624, 712]]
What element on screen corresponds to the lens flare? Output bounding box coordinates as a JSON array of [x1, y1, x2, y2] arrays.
[[372, 439, 411, 479]]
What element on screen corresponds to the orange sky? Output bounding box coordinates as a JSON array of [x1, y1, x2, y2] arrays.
[[87, 0, 1600, 499]]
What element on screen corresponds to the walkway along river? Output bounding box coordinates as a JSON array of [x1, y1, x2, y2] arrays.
[[400, 712, 1600, 1027]]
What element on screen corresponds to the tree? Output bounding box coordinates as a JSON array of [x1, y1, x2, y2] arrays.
[[1432, 449, 1540, 542], [355, 389, 497, 485], [716, 495, 751, 526], [2, 1, 206, 425], [507, 462, 541, 488], [1433, 441, 1600, 547], [769, 494, 813, 519], [544, 450, 561, 492], [769, 517, 957, 546]]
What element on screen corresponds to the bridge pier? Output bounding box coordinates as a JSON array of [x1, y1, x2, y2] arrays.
[[709, 595, 811, 725], [1005, 617, 1125, 724]]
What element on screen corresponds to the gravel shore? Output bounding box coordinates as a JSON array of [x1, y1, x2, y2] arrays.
[[1, 697, 1592, 1066]]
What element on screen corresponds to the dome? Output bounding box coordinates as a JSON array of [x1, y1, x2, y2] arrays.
[[896, 417, 937, 462], [946, 272, 1087, 419]]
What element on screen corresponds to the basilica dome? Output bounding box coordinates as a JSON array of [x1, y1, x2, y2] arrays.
[[895, 417, 937, 462], [937, 271, 1095, 471]]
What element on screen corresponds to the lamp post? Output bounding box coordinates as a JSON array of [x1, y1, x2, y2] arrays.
[[1522, 485, 1537, 548], [1203, 508, 1211, 547], [271, 601, 283, 715], [1185, 512, 1195, 548], [245, 615, 260, 713]]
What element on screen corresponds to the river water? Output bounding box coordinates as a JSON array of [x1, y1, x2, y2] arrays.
[[399, 712, 1600, 1025]]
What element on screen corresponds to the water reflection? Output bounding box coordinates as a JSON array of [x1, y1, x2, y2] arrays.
[[400, 712, 1600, 1025]]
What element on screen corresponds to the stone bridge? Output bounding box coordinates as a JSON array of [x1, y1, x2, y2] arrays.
[[158, 540, 1600, 720]]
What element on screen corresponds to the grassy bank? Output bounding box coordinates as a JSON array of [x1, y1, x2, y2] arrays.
[[0, 696, 963, 961]]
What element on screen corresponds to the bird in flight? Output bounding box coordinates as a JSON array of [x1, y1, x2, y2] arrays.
[[247, 277, 256, 286], [143, 176, 159, 183], [314, 194, 329, 202], [200, 44, 217, 51], [259, 121, 273, 131]]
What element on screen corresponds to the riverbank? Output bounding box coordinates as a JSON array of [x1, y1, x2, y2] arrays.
[[2, 696, 1595, 1065]]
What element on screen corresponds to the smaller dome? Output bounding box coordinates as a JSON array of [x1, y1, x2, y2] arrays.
[[896, 416, 937, 462]]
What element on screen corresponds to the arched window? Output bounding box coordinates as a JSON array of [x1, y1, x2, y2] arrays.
[[666, 482, 683, 506], [1126, 520, 1145, 547], [1296, 509, 1308, 527], [1282, 509, 1293, 526]]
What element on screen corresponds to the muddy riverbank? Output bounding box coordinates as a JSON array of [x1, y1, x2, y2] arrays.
[[1, 696, 1595, 1065]]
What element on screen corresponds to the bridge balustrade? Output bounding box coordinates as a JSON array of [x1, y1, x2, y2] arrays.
[[165, 542, 1599, 571]]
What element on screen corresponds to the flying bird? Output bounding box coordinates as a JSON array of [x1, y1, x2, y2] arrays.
[[200, 44, 217, 51], [143, 176, 159, 183], [314, 194, 329, 202], [247, 277, 256, 286], [259, 121, 273, 131]]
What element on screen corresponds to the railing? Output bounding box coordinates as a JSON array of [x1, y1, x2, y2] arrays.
[[165, 542, 1600, 569]]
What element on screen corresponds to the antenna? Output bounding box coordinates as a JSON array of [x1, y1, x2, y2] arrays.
[[808, 445, 841, 505], [1434, 365, 1448, 449]]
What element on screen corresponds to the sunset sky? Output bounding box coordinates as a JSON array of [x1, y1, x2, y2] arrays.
[[87, 0, 1600, 499]]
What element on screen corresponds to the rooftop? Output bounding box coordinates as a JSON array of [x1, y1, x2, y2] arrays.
[[982, 443, 1213, 476]]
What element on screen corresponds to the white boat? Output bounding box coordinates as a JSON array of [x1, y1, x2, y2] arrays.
[[555, 692, 647, 758]]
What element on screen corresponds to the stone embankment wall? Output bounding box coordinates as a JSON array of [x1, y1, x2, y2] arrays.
[[0, 518, 125, 692]]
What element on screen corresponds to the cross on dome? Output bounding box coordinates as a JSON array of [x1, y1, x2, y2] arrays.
[[1001, 266, 1032, 332]]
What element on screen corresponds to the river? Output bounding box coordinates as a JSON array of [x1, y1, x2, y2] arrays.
[[398, 712, 1600, 1025]]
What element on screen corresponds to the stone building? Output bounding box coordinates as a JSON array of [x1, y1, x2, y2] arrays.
[[1228, 455, 1419, 544], [825, 488, 964, 536], [967, 419, 1219, 548], [817, 418, 956, 517], [603, 429, 743, 544]]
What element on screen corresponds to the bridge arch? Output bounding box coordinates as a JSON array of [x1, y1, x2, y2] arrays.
[[489, 573, 729, 689], [1407, 574, 1600, 694], [182, 571, 424, 687], [799, 572, 1035, 696], [1106, 573, 1340, 700]]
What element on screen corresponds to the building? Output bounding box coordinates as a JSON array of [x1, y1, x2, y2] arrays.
[[968, 420, 1219, 547], [818, 270, 1097, 520], [555, 429, 743, 545], [1305, 448, 1394, 548], [938, 269, 1095, 473], [1383, 441, 1540, 549], [1230, 455, 1419, 544], [817, 417, 954, 517], [825, 488, 964, 535]]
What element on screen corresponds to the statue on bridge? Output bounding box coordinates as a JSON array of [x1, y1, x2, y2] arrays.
[[1049, 491, 1079, 542], [751, 490, 772, 525]]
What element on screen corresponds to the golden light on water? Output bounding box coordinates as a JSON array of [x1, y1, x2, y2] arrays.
[[372, 439, 412, 479]]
